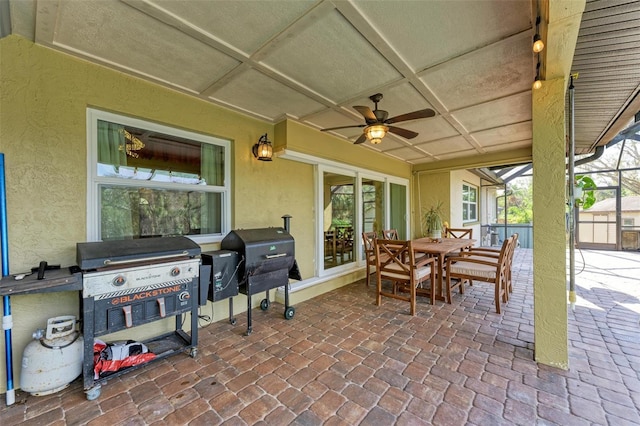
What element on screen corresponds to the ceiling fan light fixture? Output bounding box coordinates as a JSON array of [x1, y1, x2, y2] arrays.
[[365, 124, 388, 143], [320, 93, 432, 144]]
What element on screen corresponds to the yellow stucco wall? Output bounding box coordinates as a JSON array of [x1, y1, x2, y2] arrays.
[[413, 170, 450, 238], [413, 169, 482, 244], [532, 76, 569, 369], [0, 35, 274, 390], [0, 35, 412, 392]]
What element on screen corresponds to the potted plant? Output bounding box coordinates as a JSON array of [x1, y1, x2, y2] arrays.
[[423, 202, 444, 239]]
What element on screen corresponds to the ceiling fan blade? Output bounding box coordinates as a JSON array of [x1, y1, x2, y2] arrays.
[[321, 124, 366, 132], [385, 108, 435, 124], [387, 126, 419, 139], [353, 134, 367, 144], [353, 105, 377, 123]]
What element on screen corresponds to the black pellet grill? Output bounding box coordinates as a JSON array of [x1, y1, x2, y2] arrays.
[[76, 236, 202, 400], [221, 222, 300, 335]]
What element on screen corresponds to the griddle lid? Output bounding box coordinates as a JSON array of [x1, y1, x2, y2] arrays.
[[77, 236, 201, 270]]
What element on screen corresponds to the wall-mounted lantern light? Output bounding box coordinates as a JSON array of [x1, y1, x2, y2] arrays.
[[252, 133, 273, 161]]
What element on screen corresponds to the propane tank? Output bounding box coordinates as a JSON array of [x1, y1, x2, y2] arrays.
[[20, 315, 83, 396]]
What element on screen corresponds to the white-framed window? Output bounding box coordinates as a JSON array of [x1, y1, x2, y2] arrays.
[[622, 217, 635, 228], [86, 109, 231, 243], [462, 183, 478, 223]]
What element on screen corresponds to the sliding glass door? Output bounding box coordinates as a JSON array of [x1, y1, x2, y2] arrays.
[[362, 178, 385, 235], [315, 164, 409, 277], [389, 182, 408, 239], [323, 171, 356, 270]]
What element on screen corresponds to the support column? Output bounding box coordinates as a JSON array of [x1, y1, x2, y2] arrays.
[[532, 76, 568, 369]]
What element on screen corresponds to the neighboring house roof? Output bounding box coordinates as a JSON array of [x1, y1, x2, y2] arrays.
[[586, 196, 640, 213]]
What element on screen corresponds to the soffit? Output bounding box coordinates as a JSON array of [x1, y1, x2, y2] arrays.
[[570, 0, 640, 154]]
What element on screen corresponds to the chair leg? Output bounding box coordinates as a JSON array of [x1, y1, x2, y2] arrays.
[[430, 269, 436, 306], [376, 273, 382, 307], [494, 281, 502, 314], [365, 263, 370, 287], [410, 280, 416, 316], [446, 275, 462, 304]]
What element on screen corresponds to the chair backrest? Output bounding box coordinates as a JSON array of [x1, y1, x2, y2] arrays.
[[444, 227, 473, 239], [342, 227, 354, 242], [505, 233, 519, 270], [362, 232, 377, 262], [497, 236, 515, 277], [512, 232, 519, 248], [382, 229, 399, 240], [375, 239, 416, 281]]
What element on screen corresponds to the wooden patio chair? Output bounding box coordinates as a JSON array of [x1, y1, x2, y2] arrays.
[[338, 227, 355, 261], [382, 229, 399, 240], [444, 227, 473, 239], [445, 236, 514, 314], [362, 231, 378, 287], [443, 227, 474, 276], [375, 238, 436, 315], [466, 233, 518, 295], [324, 230, 338, 264]]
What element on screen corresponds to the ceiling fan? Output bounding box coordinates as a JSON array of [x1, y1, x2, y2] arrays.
[[320, 93, 436, 145]]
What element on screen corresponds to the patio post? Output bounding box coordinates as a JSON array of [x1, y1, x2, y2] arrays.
[[532, 76, 569, 369]]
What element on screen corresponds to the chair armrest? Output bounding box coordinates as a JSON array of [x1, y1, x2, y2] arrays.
[[446, 255, 499, 268], [461, 251, 499, 260], [415, 252, 436, 268], [468, 247, 500, 254]]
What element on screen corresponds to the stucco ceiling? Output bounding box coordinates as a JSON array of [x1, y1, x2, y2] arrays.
[[4, 0, 639, 166]]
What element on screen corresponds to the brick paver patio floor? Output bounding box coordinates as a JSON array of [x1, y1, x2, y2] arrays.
[[1, 248, 639, 425]]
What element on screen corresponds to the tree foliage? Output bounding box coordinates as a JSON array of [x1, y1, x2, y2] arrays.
[[496, 178, 533, 224]]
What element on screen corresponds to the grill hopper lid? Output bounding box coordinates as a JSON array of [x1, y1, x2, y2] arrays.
[[77, 236, 201, 270], [221, 227, 297, 277]]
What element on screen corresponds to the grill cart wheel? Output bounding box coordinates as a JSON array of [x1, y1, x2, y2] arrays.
[[190, 348, 198, 358], [260, 299, 270, 310], [284, 307, 295, 320], [85, 385, 101, 401], [230, 318, 237, 325]]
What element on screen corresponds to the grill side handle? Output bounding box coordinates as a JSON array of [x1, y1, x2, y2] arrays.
[[265, 253, 287, 259], [103, 251, 190, 266]]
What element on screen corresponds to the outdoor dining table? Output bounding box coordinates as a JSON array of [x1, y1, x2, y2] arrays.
[[412, 237, 477, 301]]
